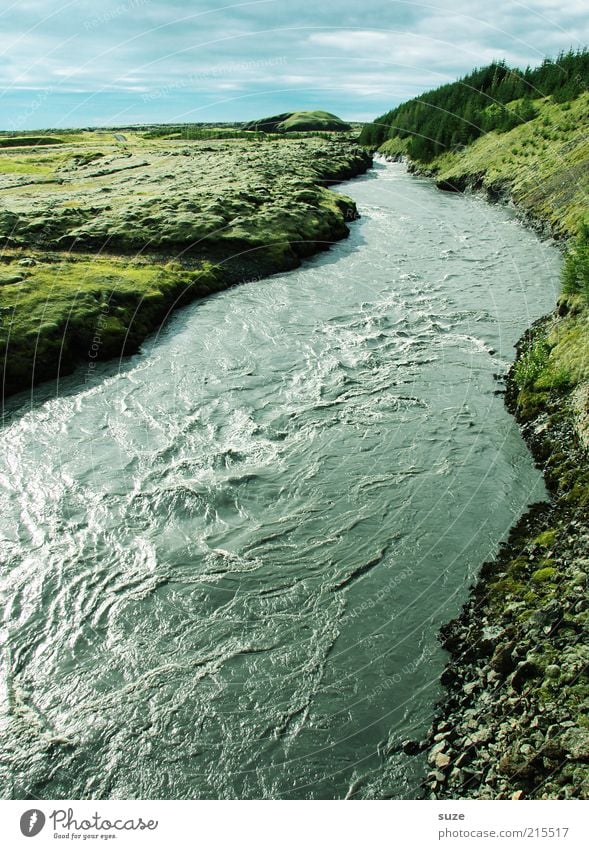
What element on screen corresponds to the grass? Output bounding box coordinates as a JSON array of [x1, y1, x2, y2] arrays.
[[0, 157, 54, 176], [546, 309, 589, 387], [379, 93, 589, 238], [0, 133, 370, 394], [0, 254, 221, 394]]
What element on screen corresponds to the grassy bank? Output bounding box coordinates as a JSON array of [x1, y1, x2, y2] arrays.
[[368, 72, 588, 798], [422, 301, 589, 799], [0, 133, 371, 401], [380, 92, 589, 239]]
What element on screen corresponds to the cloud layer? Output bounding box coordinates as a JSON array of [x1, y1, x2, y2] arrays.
[[1, 0, 588, 128]]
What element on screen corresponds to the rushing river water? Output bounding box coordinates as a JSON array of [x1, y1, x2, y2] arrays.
[[0, 161, 561, 799]]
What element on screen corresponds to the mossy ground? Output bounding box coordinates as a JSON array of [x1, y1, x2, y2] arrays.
[[0, 253, 223, 395], [0, 133, 371, 398]]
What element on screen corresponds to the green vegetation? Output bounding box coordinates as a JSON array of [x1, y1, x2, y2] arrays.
[[143, 126, 266, 141], [244, 110, 352, 133], [562, 222, 589, 300], [0, 133, 371, 396], [534, 529, 557, 548], [360, 49, 589, 161], [513, 338, 551, 389], [0, 254, 221, 395], [0, 136, 64, 148], [380, 51, 589, 800], [382, 92, 589, 238]]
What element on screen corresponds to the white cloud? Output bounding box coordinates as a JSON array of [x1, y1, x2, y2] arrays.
[[1, 0, 587, 127]]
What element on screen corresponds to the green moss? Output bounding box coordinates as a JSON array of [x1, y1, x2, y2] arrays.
[[515, 387, 550, 421], [531, 566, 557, 582], [488, 576, 526, 600], [534, 530, 557, 548], [0, 157, 53, 176], [245, 111, 352, 134], [0, 254, 221, 394]]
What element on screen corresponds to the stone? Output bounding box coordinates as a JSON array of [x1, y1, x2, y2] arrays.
[[0, 273, 25, 286], [401, 739, 421, 756], [545, 665, 561, 679], [455, 749, 475, 769], [490, 642, 516, 676], [435, 752, 451, 769], [561, 728, 589, 762], [510, 660, 539, 692], [430, 740, 447, 756]]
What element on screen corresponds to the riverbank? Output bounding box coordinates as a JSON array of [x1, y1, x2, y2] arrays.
[[377, 105, 588, 798], [423, 308, 589, 799], [0, 134, 371, 400]]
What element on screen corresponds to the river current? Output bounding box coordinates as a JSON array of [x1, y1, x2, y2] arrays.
[[0, 161, 561, 799]]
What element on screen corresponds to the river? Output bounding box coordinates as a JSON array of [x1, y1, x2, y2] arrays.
[[0, 160, 561, 799]]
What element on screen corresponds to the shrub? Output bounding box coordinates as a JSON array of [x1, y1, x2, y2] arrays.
[[513, 339, 551, 389], [561, 222, 589, 301]]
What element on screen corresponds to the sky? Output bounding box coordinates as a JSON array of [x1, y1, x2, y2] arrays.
[[1, 0, 588, 130]]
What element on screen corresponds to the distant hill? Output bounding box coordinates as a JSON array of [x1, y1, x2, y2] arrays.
[[244, 110, 352, 133]]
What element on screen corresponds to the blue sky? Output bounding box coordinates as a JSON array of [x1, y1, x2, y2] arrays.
[[1, 0, 588, 129]]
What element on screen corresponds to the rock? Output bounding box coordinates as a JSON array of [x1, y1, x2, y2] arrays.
[[509, 660, 540, 692], [430, 740, 448, 756], [490, 642, 517, 676], [542, 738, 565, 760], [434, 752, 451, 769], [561, 728, 589, 762], [401, 739, 422, 756], [468, 728, 492, 745], [455, 748, 476, 769], [0, 272, 25, 286], [545, 665, 560, 679]]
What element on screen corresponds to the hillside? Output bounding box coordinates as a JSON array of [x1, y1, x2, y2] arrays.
[[244, 110, 352, 133], [360, 50, 588, 159]]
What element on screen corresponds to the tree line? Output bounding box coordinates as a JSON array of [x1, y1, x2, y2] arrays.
[[359, 49, 589, 161]]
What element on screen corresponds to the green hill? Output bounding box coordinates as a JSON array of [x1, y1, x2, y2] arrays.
[[360, 49, 589, 162], [244, 110, 351, 133]]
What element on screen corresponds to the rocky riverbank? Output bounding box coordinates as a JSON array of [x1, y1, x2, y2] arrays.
[[418, 245, 588, 799], [0, 134, 371, 400], [423, 321, 588, 798], [373, 91, 588, 799]]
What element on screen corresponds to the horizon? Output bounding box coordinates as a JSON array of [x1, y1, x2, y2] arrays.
[[2, 1, 588, 131]]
